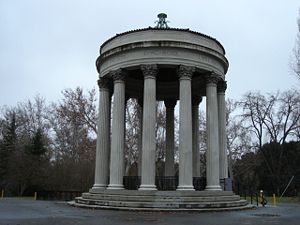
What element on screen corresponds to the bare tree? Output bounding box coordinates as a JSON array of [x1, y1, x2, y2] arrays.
[[263, 90, 300, 144], [156, 102, 166, 161], [198, 109, 206, 177], [50, 87, 97, 161], [47, 87, 97, 190], [292, 8, 300, 80], [240, 92, 276, 149], [124, 99, 140, 175], [239, 92, 276, 179], [16, 95, 51, 135], [226, 99, 253, 179], [58, 87, 97, 135]]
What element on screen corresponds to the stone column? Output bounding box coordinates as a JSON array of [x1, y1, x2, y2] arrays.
[[164, 99, 177, 176], [139, 64, 158, 190], [107, 69, 126, 190], [92, 77, 112, 190], [218, 80, 228, 179], [192, 97, 202, 178], [177, 65, 195, 191], [137, 98, 143, 177], [205, 74, 222, 191]]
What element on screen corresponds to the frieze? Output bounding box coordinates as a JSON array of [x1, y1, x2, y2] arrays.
[[98, 49, 226, 78], [144, 49, 178, 56], [102, 52, 127, 64], [199, 55, 212, 64]]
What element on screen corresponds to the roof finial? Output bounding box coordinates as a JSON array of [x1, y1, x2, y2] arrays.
[[155, 13, 170, 28]]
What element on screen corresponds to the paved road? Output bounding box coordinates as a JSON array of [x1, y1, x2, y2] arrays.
[[0, 198, 300, 225]]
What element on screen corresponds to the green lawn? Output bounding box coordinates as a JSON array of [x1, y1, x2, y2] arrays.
[[241, 195, 300, 205]]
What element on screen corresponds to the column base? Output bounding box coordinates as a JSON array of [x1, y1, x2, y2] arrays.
[[91, 184, 107, 190], [205, 185, 222, 191], [107, 184, 124, 190], [176, 185, 195, 191], [139, 184, 157, 191]]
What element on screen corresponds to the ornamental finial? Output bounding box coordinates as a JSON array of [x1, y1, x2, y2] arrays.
[[155, 13, 170, 28]]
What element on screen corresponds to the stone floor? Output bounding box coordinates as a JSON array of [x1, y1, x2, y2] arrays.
[[0, 198, 300, 225]]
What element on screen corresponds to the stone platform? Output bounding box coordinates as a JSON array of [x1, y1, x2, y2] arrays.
[[69, 190, 252, 211]]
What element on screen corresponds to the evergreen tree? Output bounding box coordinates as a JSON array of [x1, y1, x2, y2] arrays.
[[27, 128, 46, 156], [0, 112, 17, 188]]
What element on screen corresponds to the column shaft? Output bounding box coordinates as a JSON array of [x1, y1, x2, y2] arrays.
[[139, 65, 157, 190], [205, 75, 222, 191], [107, 70, 125, 190], [164, 100, 176, 176], [93, 78, 111, 189], [177, 66, 194, 191], [218, 81, 228, 179]]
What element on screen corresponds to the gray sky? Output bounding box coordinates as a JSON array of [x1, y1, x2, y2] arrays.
[[0, 0, 299, 107]]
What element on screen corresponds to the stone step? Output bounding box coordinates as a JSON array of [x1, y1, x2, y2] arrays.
[[81, 193, 241, 202], [74, 197, 248, 209], [76, 196, 248, 206], [69, 200, 253, 212]]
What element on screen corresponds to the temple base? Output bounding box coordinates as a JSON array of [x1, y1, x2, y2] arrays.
[[70, 189, 252, 211]]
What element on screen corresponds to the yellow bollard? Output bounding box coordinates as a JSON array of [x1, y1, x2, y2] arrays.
[[1, 190, 4, 198], [273, 193, 276, 207], [34, 192, 37, 201]]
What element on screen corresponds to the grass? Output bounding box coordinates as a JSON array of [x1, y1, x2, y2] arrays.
[[241, 195, 300, 205], [0, 196, 36, 200], [270, 196, 300, 204]]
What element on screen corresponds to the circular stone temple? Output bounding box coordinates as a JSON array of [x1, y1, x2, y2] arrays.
[[72, 17, 250, 210]]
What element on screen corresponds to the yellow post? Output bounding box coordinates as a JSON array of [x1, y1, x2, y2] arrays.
[[273, 193, 276, 207], [34, 192, 37, 201], [1, 190, 4, 198]]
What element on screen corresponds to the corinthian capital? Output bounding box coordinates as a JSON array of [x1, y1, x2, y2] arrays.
[[206, 72, 220, 85], [141, 64, 158, 79], [111, 69, 126, 81], [217, 80, 227, 93], [177, 65, 195, 79], [98, 77, 112, 91]]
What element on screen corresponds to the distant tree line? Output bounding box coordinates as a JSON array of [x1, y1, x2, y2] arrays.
[[0, 88, 97, 196], [0, 86, 300, 196]]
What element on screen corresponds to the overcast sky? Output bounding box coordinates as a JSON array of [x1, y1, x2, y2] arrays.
[[0, 0, 299, 107]]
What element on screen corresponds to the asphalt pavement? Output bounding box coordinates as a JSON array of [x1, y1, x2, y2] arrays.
[[0, 198, 300, 225]]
